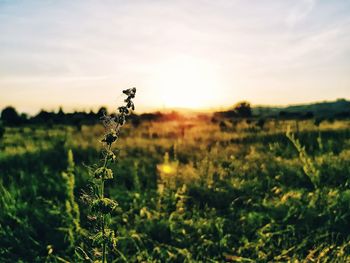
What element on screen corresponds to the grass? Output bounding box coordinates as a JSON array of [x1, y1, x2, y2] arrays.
[[0, 116, 350, 262]]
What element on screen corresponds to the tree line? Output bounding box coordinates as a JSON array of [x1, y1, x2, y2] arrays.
[[0, 106, 109, 126], [0, 106, 190, 127], [1, 100, 349, 128]]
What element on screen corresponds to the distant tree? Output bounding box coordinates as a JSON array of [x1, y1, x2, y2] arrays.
[[84, 110, 97, 125], [71, 112, 85, 131], [0, 121, 4, 139], [56, 107, 66, 124], [97, 107, 108, 118], [1, 106, 20, 125], [33, 110, 56, 126], [58, 107, 64, 115], [19, 113, 28, 124], [234, 101, 252, 118], [88, 109, 96, 118]]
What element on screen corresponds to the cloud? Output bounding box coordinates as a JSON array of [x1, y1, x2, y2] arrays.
[[286, 0, 316, 27]]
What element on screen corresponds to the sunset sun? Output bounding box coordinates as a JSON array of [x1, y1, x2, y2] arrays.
[[151, 56, 222, 109]]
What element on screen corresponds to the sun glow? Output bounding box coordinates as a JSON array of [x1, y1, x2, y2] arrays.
[[151, 56, 222, 109]]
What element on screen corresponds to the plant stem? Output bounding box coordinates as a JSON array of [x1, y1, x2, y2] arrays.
[[101, 144, 111, 263]]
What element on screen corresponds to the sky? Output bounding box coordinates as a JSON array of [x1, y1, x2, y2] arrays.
[[0, 0, 349, 114]]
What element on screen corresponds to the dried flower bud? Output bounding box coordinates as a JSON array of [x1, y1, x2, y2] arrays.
[[94, 167, 113, 180], [91, 198, 118, 214], [119, 106, 129, 114], [126, 100, 135, 110], [117, 115, 125, 125], [107, 151, 117, 162], [122, 87, 136, 97], [122, 89, 131, 95], [102, 131, 118, 145]]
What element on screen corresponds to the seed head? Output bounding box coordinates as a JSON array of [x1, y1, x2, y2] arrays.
[[122, 87, 136, 98], [118, 106, 129, 114], [102, 131, 118, 145], [91, 198, 118, 214], [94, 167, 113, 180]]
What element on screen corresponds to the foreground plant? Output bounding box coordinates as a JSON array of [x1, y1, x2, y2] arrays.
[[80, 88, 136, 262]]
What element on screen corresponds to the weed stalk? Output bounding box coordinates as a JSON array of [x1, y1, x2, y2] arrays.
[[90, 88, 136, 262]]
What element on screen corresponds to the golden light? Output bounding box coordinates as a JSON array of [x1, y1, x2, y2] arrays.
[[157, 164, 176, 175], [151, 56, 221, 109]]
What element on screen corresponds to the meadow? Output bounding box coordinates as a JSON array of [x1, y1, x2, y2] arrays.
[[1, 116, 350, 262]]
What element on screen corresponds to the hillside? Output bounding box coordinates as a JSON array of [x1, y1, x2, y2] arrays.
[[253, 99, 350, 118]]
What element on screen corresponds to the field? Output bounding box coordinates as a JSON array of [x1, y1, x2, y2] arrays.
[[1, 117, 350, 262]]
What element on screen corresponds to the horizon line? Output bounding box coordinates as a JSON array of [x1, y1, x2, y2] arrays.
[[1, 97, 348, 117]]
